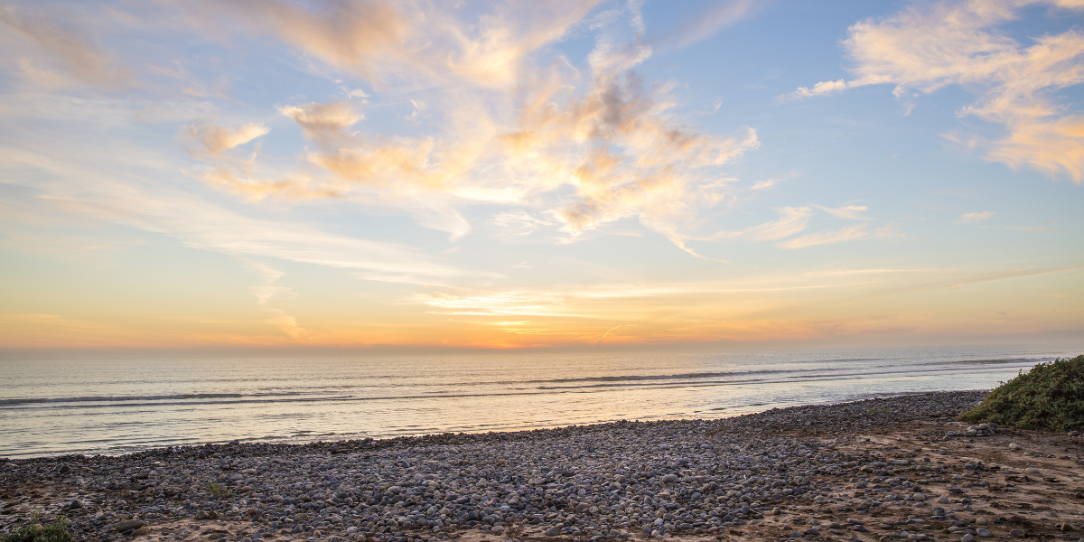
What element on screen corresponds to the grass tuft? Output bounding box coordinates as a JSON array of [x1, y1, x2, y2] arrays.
[[1, 518, 74, 542], [207, 482, 232, 498], [960, 355, 1084, 431]]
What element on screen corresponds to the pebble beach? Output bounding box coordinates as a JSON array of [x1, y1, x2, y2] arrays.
[[2, 391, 1082, 541]]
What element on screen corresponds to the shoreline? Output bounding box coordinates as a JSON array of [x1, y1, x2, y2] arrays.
[[3, 390, 1083, 541], [3, 390, 990, 462], [5, 349, 1068, 461]]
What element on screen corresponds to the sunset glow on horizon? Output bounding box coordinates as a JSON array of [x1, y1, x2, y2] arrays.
[[1, 0, 1082, 351]]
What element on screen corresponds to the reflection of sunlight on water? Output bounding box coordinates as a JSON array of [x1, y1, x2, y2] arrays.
[[0, 344, 1077, 457]]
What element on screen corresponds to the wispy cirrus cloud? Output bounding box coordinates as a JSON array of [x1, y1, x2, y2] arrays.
[[407, 263, 1077, 346], [794, 0, 1084, 182], [749, 178, 780, 191], [187, 0, 414, 85], [410, 271, 882, 329], [183, 0, 600, 90], [816, 204, 869, 221], [710, 206, 813, 242], [492, 211, 555, 238], [959, 210, 994, 223], [199, 169, 341, 201], [649, 0, 762, 52], [777, 224, 872, 250], [0, 4, 132, 90], [0, 145, 488, 285], [695, 204, 882, 249], [247, 261, 307, 340]]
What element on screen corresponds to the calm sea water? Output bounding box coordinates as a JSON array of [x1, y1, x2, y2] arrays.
[[1, 345, 1078, 458]]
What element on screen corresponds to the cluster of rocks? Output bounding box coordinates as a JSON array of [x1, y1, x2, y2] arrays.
[[2, 391, 1081, 541], [946, 423, 998, 438]]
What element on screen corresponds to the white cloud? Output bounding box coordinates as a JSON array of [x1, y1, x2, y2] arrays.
[[0, 145, 489, 284], [740, 206, 814, 242], [408, 266, 974, 325], [791, 79, 848, 98], [493, 211, 554, 238], [199, 169, 341, 201], [248, 261, 286, 305], [246, 261, 307, 339], [405, 99, 426, 121], [750, 178, 779, 191], [817, 204, 869, 220], [959, 210, 994, 223], [796, 0, 1084, 182], [680, 203, 892, 253], [444, 1, 602, 89], [777, 224, 871, 249]]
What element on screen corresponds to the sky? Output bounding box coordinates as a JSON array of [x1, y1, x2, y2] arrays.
[[0, 0, 1082, 352]]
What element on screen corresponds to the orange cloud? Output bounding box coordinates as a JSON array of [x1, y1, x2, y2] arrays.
[[0, 5, 132, 90], [185, 122, 270, 155], [195, 41, 760, 252], [200, 169, 342, 201], [279, 102, 362, 141], [204, 0, 413, 84], [989, 115, 1084, 181]]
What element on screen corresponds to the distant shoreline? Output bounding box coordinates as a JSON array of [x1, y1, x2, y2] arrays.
[[3, 390, 1082, 541]]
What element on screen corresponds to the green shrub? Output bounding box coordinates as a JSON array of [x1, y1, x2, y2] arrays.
[[2, 518, 74, 542], [960, 355, 1084, 431], [207, 482, 232, 498]]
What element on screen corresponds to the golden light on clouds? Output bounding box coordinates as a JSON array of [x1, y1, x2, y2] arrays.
[[0, 0, 1080, 350]]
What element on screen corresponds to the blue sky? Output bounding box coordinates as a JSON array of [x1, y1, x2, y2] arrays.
[[0, 0, 1081, 350]]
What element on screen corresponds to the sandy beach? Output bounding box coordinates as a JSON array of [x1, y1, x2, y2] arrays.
[[2, 391, 1082, 541]]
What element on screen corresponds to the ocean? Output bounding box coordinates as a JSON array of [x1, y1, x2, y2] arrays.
[[0, 344, 1077, 458]]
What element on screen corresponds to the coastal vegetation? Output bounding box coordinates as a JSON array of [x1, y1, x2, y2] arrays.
[[207, 482, 232, 499], [961, 355, 1084, 431], [1, 518, 73, 542]]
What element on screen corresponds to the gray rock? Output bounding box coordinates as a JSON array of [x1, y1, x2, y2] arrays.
[[113, 519, 145, 533]]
